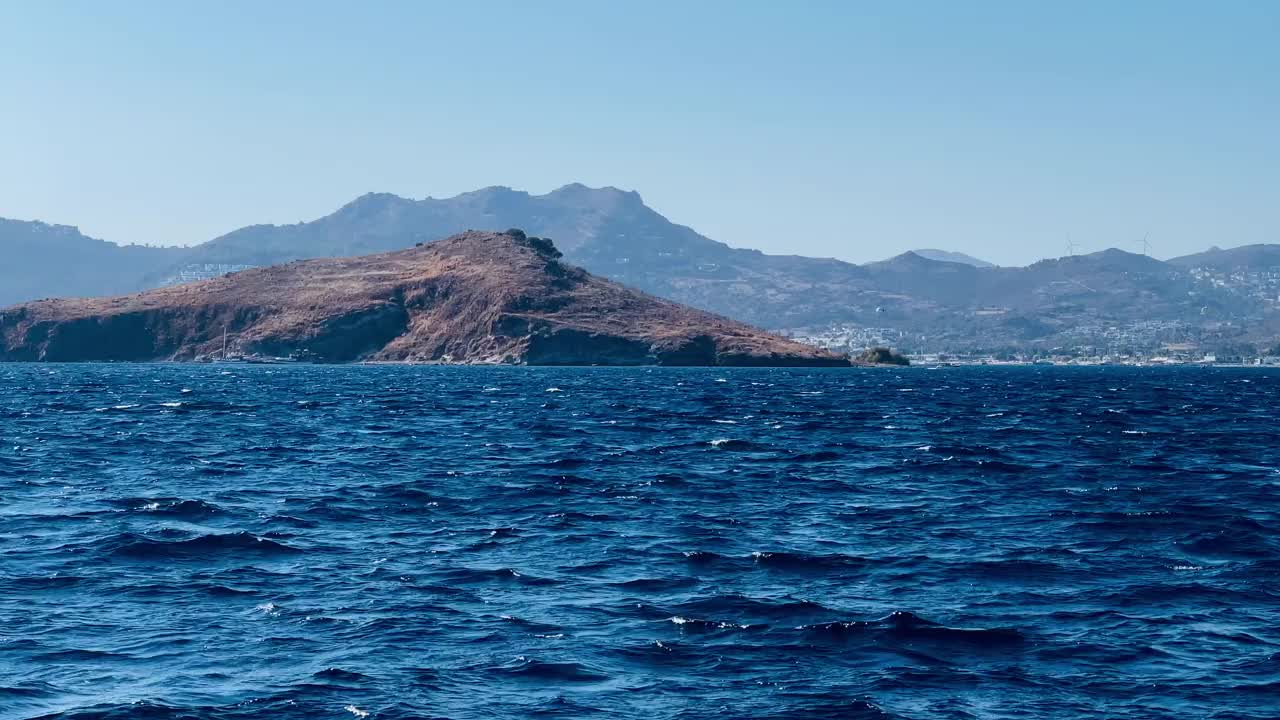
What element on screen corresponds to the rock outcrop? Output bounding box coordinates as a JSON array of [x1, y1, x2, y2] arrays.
[[0, 231, 848, 366]]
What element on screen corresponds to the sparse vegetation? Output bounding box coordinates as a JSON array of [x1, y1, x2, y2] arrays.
[[524, 236, 562, 259]]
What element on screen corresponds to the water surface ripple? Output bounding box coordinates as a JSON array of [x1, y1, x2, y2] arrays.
[[2, 365, 1278, 719]]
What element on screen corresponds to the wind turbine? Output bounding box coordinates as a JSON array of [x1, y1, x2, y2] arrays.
[[1065, 235, 1078, 257], [1140, 232, 1151, 257]]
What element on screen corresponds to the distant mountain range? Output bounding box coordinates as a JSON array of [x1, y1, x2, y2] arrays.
[[2, 184, 1278, 353], [0, 219, 184, 305]]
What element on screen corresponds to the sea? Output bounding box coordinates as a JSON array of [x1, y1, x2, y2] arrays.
[[1, 364, 1277, 719]]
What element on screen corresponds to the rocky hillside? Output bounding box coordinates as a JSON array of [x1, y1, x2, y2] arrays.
[[0, 231, 847, 366], [144, 184, 870, 329]]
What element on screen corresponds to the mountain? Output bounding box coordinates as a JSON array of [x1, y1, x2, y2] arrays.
[[804, 246, 1273, 352], [157, 186, 1263, 346], [0, 219, 182, 307], [149, 184, 875, 329], [0, 231, 847, 366], [4, 186, 1280, 353], [910, 249, 995, 268], [1168, 244, 1280, 270]]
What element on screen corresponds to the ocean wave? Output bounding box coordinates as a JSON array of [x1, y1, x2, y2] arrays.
[[311, 667, 374, 683], [801, 611, 1026, 646], [100, 531, 302, 559], [708, 438, 759, 451], [490, 657, 609, 682], [6, 365, 1280, 720], [750, 550, 872, 572], [666, 616, 762, 631], [115, 497, 225, 518], [436, 566, 560, 586]]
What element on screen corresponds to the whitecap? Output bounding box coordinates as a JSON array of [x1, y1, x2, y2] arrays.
[[344, 706, 370, 719], [159, 402, 183, 408], [668, 615, 748, 630], [545, 387, 563, 393], [712, 419, 738, 425]]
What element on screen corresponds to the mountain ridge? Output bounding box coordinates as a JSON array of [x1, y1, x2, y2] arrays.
[[0, 231, 848, 366], [4, 184, 1280, 352], [910, 249, 995, 268]]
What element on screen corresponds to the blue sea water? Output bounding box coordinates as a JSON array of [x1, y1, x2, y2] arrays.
[[1, 364, 1278, 719]]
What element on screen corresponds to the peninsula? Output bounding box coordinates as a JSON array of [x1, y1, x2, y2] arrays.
[[0, 230, 848, 366]]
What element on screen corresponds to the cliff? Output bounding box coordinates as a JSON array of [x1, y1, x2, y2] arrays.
[[0, 231, 848, 366]]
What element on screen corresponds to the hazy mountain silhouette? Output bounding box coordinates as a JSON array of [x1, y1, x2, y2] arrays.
[[1168, 244, 1280, 270], [0, 219, 182, 307], [911, 249, 995, 268]]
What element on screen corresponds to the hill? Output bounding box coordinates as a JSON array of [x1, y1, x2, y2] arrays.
[[0, 231, 848, 366], [911, 249, 995, 268], [1168, 244, 1280, 270], [0, 219, 182, 307], [3, 186, 1279, 353], [149, 184, 874, 329]]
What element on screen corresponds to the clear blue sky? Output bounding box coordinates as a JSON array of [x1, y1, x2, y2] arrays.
[[1, 1, 1276, 265]]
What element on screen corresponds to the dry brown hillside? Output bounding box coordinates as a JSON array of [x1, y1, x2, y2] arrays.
[[0, 230, 848, 366]]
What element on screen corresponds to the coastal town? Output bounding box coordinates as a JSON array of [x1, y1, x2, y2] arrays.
[[789, 322, 1280, 367]]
